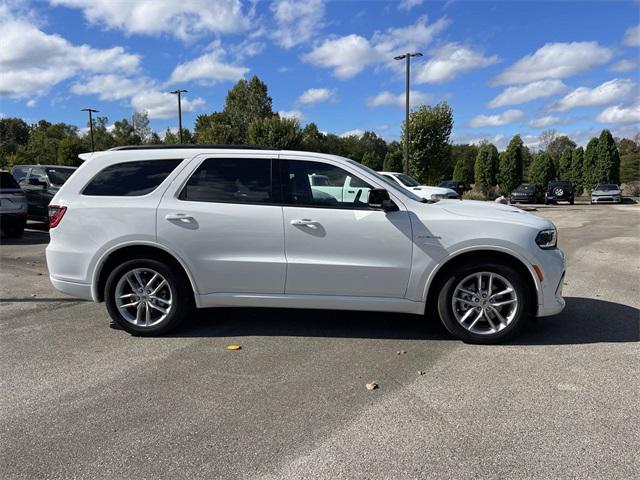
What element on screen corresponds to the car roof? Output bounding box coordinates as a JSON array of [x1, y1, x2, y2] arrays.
[[11, 165, 76, 169]]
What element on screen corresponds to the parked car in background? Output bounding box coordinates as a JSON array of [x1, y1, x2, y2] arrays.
[[510, 184, 544, 204], [0, 171, 28, 237], [46, 145, 566, 344], [11, 165, 77, 222], [378, 172, 459, 200], [545, 181, 574, 205], [590, 184, 622, 204], [438, 180, 466, 196]]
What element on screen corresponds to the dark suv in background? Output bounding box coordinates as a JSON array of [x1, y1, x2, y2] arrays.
[[510, 183, 544, 204], [545, 181, 574, 205], [11, 165, 77, 222], [438, 180, 466, 196]]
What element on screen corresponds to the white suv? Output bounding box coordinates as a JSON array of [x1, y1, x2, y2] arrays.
[[46, 146, 566, 343]]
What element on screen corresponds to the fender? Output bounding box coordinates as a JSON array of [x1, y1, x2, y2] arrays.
[[90, 240, 201, 307], [420, 244, 543, 308]]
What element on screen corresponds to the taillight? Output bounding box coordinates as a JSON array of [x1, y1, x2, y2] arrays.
[[48, 205, 67, 228]]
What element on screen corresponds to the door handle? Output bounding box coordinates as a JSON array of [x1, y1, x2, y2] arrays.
[[165, 213, 194, 222], [347, 190, 355, 193], [290, 218, 316, 226]]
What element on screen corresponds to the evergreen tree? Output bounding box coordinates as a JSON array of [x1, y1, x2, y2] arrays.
[[558, 146, 573, 181], [498, 134, 524, 194], [583, 137, 599, 193], [474, 143, 499, 194], [452, 156, 474, 187], [247, 116, 302, 149], [595, 129, 620, 184], [407, 102, 453, 184], [570, 147, 584, 195], [528, 152, 556, 186]]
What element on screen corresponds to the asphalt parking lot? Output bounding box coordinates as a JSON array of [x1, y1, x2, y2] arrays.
[[1, 204, 639, 479]]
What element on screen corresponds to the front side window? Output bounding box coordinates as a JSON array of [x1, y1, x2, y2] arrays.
[[394, 174, 420, 187], [281, 160, 372, 209], [12, 167, 29, 183], [45, 167, 75, 186], [180, 158, 272, 204], [83, 159, 182, 196]]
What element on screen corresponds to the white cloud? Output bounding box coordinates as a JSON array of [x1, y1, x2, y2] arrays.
[[303, 16, 448, 79], [610, 58, 639, 73], [168, 42, 249, 85], [71, 74, 151, 101], [550, 78, 636, 112], [26, 99, 36, 108], [398, 0, 423, 11], [50, 0, 251, 41], [451, 132, 507, 150], [340, 129, 364, 138], [414, 43, 498, 84], [0, 18, 140, 98], [597, 102, 640, 125], [298, 88, 335, 104], [469, 109, 524, 128], [623, 25, 640, 47], [366, 90, 431, 108], [278, 110, 304, 120], [494, 42, 613, 85], [271, 0, 325, 48], [488, 80, 566, 108], [131, 90, 205, 119], [528, 115, 561, 128]]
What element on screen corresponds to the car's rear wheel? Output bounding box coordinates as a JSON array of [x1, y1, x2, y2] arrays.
[[437, 262, 530, 344], [105, 258, 192, 336]]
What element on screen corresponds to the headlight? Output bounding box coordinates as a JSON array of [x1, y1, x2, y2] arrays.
[[535, 228, 557, 249], [431, 194, 446, 200]]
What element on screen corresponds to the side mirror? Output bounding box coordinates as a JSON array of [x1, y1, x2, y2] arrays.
[[368, 188, 398, 212], [29, 178, 47, 188]]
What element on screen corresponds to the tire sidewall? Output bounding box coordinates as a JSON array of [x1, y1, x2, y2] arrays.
[[105, 258, 190, 336], [437, 262, 530, 344]]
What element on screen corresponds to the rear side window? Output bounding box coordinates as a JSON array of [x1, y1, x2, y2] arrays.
[[83, 159, 182, 196], [180, 158, 272, 204], [11, 167, 29, 183], [1, 171, 20, 189]]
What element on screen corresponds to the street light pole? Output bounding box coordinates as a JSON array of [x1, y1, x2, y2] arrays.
[[170, 89, 188, 144], [394, 52, 422, 174], [81, 108, 99, 152]]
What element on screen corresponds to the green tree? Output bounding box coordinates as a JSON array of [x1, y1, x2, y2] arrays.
[[450, 144, 477, 186], [112, 118, 141, 146], [247, 116, 302, 149], [383, 149, 403, 172], [583, 137, 599, 193], [224, 76, 273, 143], [361, 151, 384, 170], [0, 118, 30, 166], [498, 134, 524, 194], [547, 135, 576, 163], [618, 137, 640, 184], [406, 102, 453, 183], [570, 147, 584, 195], [474, 143, 499, 194], [300, 122, 325, 152], [132, 112, 151, 143], [57, 136, 86, 166], [595, 129, 620, 184], [558, 147, 573, 181], [194, 112, 237, 144], [163, 127, 179, 144], [360, 131, 388, 164], [528, 152, 556, 186]]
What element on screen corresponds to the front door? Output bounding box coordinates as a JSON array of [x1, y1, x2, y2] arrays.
[[157, 154, 286, 295], [280, 156, 413, 298]]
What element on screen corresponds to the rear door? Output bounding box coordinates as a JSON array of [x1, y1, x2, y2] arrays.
[[280, 155, 413, 298], [157, 154, 286, 295]]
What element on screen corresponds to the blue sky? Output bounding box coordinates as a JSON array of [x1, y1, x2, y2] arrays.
[[1, 0, 638, 149]]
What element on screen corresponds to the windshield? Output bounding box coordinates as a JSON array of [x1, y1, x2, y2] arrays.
[[516, 184, 535, 191], [1, 172, 21, 189], [45, 167, 75, 186], [394, 173, 420, 187], [596, 184, 617, 190], [345, 160, 424, 202]]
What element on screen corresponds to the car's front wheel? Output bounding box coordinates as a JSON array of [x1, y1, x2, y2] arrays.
[[437, 262, 530, 344], [105, 258, 192, 336]]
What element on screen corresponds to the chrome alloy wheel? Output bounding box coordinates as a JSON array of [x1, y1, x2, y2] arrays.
[[451, 271, 518, 335], [115, 268, 173, 327]]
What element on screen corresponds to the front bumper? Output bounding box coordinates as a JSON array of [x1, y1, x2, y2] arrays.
[[591, 195, 621, 203], [510, 195, 536, 203], [532, 247, 566, 317]]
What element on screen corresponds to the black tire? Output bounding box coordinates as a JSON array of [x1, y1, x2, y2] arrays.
[[569, 198, 574, 205], [105, 258, 193, 336], [436, 261, 531, 344]]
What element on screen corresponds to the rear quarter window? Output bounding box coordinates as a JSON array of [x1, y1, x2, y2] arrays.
[[82, 159, 182, 196]]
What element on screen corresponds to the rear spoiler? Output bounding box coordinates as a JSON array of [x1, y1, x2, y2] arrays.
[[78, 153, 94, 162]]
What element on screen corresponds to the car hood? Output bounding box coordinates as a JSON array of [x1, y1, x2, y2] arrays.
[[429, 199, 552, 228], [409, 185, 455, 195], [592, 188, 621, 195]]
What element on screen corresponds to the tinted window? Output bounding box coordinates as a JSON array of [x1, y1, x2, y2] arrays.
[[12, 167, 29, 183], [395, 174, 420, 187], [180, 158, 272, 204], [30, 167, 47, 182], [46, 167, 75, 186], [83, 159, 182, 196], [281, 160, 372, 208], [1, 172, 20, 189]]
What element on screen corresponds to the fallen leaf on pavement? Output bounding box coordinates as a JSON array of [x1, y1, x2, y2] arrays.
[[397, 350, 407, 355], [417, 370, 425, 376], [225, 344, 242, 351], [365, 382, 378, 391]]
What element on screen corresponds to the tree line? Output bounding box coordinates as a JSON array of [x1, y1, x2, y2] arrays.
[[1, 76, 638, 195]]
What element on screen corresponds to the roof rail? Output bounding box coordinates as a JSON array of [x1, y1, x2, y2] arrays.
[[108, 144, 271, 151]]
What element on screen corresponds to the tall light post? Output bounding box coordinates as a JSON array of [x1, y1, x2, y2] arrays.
[[81, 108, 99, 152], [170, 89, 188, 144], [394, 52, 422, 174]]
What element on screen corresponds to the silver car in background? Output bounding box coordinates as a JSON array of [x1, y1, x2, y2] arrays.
[[0, 171, 28, 237], [590, 184, 622, 204]]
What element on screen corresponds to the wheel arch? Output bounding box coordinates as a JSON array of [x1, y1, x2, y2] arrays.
[[423, 247, 540, 316], [93, 242, 199, 306]]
